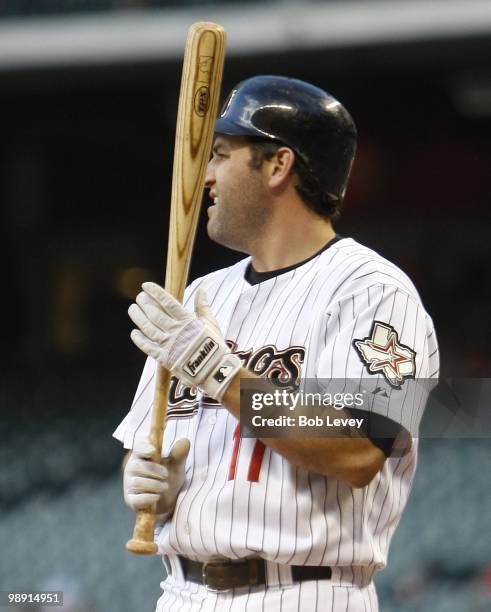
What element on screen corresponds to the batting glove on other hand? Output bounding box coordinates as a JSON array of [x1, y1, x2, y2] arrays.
[[123, 437, 190, 523], [128, 283, 241, 402]]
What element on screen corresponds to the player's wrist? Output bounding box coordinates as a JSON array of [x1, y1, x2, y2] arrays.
[[199, 352, 242, 401], [171, 326, 242, 401]]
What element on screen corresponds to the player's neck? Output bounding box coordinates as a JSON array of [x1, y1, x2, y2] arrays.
[[250, 215, 336, 273]]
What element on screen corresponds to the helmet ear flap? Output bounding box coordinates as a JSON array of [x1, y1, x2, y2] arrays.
[[214, 75, 357, 207]]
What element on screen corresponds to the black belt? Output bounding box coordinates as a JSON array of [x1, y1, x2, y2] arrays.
[[175, 556, 332, 591]]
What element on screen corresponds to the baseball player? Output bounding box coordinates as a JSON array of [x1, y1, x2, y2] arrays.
[[114, 76, 439, 611]]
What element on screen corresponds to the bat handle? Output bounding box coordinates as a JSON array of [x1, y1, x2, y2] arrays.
[[126, 507, 158, 554], [126, 367, 170, 554]]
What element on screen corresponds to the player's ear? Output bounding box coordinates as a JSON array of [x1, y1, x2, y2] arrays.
[[267, 146, 296, 190]]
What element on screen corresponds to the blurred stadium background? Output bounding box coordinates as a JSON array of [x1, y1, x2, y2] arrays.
[[1, 1, 490, 611]]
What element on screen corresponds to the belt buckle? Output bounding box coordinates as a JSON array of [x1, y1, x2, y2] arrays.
[[201, 561, 232, 593]]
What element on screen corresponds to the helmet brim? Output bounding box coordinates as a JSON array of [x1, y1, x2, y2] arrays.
[[214, 117, 278, 140]]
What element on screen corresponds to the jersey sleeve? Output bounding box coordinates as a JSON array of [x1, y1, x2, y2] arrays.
[[316, 283, 437, 440], [112, 355, 157, 449], [112, 276, 205, 449]]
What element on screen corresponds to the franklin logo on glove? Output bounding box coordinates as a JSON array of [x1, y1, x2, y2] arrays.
[[183, 338, 218, 376]]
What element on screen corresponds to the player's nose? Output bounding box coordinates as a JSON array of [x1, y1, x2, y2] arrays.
[[205, 158, 216, 188]]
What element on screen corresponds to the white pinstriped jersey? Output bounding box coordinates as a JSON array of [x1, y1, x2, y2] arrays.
[[114, 237, 438, 599]]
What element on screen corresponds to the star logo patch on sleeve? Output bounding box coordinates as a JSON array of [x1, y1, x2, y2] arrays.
[[353, 321, 416, 387]]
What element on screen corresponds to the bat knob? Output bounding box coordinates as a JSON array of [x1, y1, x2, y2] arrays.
[[126, 507, 158, 555], [126, 538, 158, 555]]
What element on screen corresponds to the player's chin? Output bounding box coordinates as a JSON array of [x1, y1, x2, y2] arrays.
[[207, 225, 227, 247], [207, 214, 226, 242], [206, 217, 220, 241], [206, 221, 248, 254]]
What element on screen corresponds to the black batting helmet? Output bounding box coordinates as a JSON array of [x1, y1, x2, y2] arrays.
[[215, 75, 357, 203]]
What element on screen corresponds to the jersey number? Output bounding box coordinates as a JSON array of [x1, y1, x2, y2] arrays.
[[228, 424, 265, 482]]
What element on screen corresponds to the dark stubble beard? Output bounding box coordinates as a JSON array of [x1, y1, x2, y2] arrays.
[[207, 170, 271, 254]]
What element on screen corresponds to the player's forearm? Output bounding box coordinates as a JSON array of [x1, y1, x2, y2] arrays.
[[222, 368, 385, 488]]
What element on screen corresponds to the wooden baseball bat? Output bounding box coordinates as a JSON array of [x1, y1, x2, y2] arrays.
[[126, 21, 226, 555]]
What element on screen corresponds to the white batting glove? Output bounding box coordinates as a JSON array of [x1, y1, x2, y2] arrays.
[[123, 438, 190, 522], [128, 283, 241, 402]]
